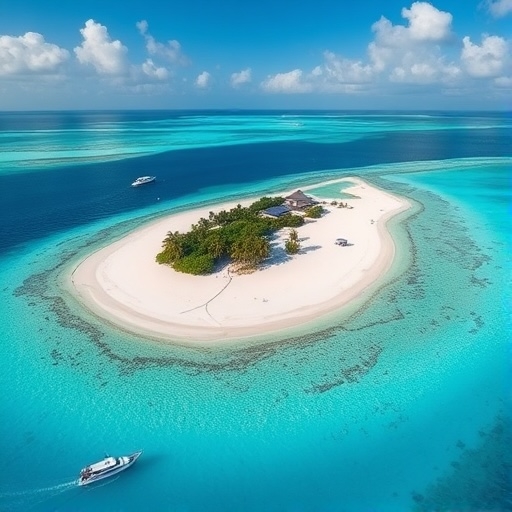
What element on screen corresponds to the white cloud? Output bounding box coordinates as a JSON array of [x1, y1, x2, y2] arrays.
[[364, 3, 458, 83], [2, 2, 509, 106], [74, 19, 128, 75], [261, 69, 312, 93], [321, 51, 374, 83], [485, 0, 512, 17], [230, 68, 251, 87], [401, 2, 452, 41], [461, 35, 508, 77], [393, 62, 436, 81], [262, 3, 512, 96], [389, 51, 461, 83], [136, 20, 187, 65], [148, 38, 183, 62], [141, 59, 168, 80], [195, 71, 210, 88], [306, 3, 458, 91], [371, 2, 452, 49], [136, 20, 148, 35], [0, 32, 69, 75], [371, 16, 409, 49]]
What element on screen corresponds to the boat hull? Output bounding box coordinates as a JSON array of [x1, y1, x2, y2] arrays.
[[78, 451, 142, 486], [131, 176, 155, 187]]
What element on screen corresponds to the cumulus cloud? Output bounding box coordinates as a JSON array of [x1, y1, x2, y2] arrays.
[[485, 0, 512, 17], [388, 46, 461, 83], [304, 2, 457, 91], [401, 2, 452, 41], [261, 3, 474, 95], [74, 19, 127, 75], [368, 3, 457, 83], [461, 35, 509, 77], [390, 58, 461, 83], [262, 7, 457, 94], [141, 58, 169, 80], [3, 2, 508, 104], [261, 69, 312, 93], [321, 51, 374, 83], [371, 2, 452, 50], [136, 20, 149, 35], [195, 71, 210, 88], [0, 32, 69, 75], [230, 68, 251, 87], [136, 20, 188, 65]]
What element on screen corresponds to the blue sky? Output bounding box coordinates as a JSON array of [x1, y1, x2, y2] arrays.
[[0, 0, 511, 110]]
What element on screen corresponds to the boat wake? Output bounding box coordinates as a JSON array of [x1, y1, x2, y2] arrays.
[[0, 479, 77, 510]]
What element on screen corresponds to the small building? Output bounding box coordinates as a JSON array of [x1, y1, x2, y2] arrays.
[[284, 190, 316, 209], [261, 205, 292, 218]]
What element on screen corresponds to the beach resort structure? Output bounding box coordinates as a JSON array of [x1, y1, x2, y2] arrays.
[[70, 177, 411, 343], [261, 205, 292, 218], [261, 190, 317, 218], [284, 190, 316, 209]]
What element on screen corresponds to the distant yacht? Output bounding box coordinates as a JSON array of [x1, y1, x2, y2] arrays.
[[131, 176, 156, 187], [78, 451, 142, 486]]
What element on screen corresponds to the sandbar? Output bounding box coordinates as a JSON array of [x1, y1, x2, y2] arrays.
[[70, 177, 411, 343]]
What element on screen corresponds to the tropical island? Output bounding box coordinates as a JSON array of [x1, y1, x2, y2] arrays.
[[69, 177, 411, 343], [156, 192, 324, 275]]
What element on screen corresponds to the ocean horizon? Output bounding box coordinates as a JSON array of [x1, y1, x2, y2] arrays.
[[0, 110, 510, 511]]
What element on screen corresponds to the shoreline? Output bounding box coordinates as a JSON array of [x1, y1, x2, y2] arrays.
[[69, 177, 411, 343]]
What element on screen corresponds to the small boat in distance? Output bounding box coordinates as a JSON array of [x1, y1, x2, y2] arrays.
[[131, 176, 156, 187], [78, 451, 142, 486]]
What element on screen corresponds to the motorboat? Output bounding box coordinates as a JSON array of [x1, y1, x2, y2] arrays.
[[131, 176, 156, 187], [78, 451, 142, 486]]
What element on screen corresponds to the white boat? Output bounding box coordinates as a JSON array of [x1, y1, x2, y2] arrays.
[[78, 451, 142, 486], [131, 176, 156, 187]]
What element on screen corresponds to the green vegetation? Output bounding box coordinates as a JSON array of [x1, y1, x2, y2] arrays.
[[248, 196, 285, 213], [156, 197, 304, 274], [285, 229, 300, 254], [304, 205, 324, 218]]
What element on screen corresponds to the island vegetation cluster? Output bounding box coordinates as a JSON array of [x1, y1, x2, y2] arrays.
[[156, 197, 323, 275]]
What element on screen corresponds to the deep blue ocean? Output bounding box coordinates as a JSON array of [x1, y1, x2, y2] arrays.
[[0, 111, 510, 511]]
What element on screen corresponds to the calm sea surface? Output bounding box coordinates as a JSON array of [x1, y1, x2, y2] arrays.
[[0, 111, 510, 511]]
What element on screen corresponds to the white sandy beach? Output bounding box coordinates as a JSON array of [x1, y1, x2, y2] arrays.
[[70, 177, 410, 342]]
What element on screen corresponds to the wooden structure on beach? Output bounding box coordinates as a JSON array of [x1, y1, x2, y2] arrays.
[[284, 190, 316, 209]]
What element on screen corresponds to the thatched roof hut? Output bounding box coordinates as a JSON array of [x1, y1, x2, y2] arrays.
[[284, 190, 316, 209]]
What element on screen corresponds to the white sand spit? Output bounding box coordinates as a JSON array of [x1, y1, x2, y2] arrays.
[[70, 177, 411, 343]]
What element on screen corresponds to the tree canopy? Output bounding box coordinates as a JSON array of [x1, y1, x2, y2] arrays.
[[304, 205, 324, 218], [156, 197, 304, 274]]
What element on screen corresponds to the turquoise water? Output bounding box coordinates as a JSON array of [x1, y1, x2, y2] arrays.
[[306, 180, 356, 200], [0, 112, 510, 511]]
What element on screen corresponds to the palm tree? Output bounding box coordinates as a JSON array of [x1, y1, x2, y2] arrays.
[[161, 230, 184, 262], [285, 229, 300, 254], [285, 239, 300, 254], [196, 217, 211, 231], [215, 210, 229, 226], [250, 236, 270, 264], [204, 230, 225, 259], [231, 235, 269, 266]]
